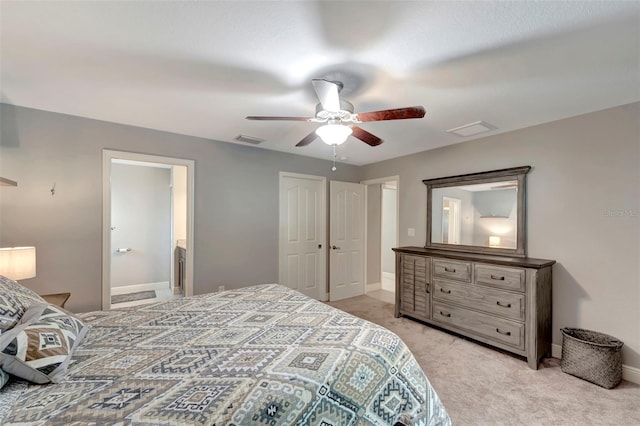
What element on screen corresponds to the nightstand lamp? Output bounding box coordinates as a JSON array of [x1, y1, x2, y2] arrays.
[[0, 246, 36, 281], [0, 246, 69, 308]]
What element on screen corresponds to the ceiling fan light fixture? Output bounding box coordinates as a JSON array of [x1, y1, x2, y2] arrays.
[[315, 124, 352, 146]]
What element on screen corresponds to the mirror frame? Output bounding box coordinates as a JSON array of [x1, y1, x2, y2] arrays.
[[423, 166, 531, 257]]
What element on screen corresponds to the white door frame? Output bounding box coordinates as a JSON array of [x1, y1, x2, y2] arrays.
[[278, 172, 327, 300], [361, 176, 400, 293], [442, 196, 462, 244], [102, 150, 195, 310]]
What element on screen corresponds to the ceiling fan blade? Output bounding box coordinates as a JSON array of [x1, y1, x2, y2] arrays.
[[357, 106, 426, 122], [295, 130, 318, 147], [246, 116, 312, 121], [312, 79, 341, 112], [351, 126, 383, 146]]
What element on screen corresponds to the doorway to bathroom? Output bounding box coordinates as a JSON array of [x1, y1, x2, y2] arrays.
[[363, 176, 399, 305], [101, 150, 194, 310]]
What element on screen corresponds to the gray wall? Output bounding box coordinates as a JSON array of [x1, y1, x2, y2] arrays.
[[111, 163, 171, 287], [361, 102, 640, 370], [0, 104, 360, 312], [1, 102, 638, 371]]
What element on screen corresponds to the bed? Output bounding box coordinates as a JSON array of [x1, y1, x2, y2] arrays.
[[1, 278, 450, 425]]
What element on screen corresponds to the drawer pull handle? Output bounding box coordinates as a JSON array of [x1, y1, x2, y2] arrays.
[[496, 328, 512, 336], [440, 288, 452, 294], [439, 311, 451, 318], [490, 275, 505, 281], [426, 283, 430, 294], [496, 301, 512, 308], [444, 267, 456, 273]]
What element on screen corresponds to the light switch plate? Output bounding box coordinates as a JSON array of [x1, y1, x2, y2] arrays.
[[408, 228, 416, 237]]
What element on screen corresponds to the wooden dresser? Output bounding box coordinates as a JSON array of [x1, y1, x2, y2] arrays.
[[394, 246, 555, 369]]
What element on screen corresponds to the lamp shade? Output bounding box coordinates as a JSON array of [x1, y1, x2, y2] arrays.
[[0, 247, 36, 280], [315, 124, 352, 146]]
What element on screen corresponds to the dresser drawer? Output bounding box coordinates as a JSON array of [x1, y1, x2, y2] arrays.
[[475, 264, 525, 292], [433, 259, 471, 282], [433, 301, 525, 349], [433, 279, 525, 321]]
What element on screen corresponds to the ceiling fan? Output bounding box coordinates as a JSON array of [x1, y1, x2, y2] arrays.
[[246, 79, 426, 147]]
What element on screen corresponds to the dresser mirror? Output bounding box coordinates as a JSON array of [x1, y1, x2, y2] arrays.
[[423, 166, 531, 257]]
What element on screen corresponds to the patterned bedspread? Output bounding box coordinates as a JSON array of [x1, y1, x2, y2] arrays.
[[2, 284, 450, 425]]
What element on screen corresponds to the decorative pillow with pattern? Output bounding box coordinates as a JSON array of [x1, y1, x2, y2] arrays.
[[0, 275, 45, 332], [0, 303, 88, 384]]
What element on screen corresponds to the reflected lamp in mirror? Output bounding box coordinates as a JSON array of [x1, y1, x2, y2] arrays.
[[0, 246, 36, 281], [424, 166, 530, 257]]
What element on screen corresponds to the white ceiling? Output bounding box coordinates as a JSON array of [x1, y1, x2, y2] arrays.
[[1, 1, 639, 166]]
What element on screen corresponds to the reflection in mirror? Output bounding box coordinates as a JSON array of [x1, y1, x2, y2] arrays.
[[424, 166, 530, 257], [432, 182, 517, 249]]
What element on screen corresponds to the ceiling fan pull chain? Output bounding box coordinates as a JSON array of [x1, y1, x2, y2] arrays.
[[332, 145, 337, 171]]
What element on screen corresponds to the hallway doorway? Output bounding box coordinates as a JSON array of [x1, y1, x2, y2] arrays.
[[363, 176, 399, 304], [102, 150, 194, 310]]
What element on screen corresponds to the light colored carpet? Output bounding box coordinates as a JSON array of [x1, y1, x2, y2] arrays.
[[328, 295, 640, 426], [111, 290, 156, 304]]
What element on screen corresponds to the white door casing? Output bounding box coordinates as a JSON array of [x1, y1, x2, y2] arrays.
[[443, 196, 462, 244], [381, 183, 398, 292], [102, 150, 195, 310], [279, 172, 326, 301], [330, 180, 365, 301]]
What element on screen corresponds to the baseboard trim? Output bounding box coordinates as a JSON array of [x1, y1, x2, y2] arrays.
[[622, 365, 640, 384], [111, 281, 170, 295], [551, 343, 640, 384], [366, 282, 381, 293], [382, 271, 395, 280], [381, 272, 395, 292]]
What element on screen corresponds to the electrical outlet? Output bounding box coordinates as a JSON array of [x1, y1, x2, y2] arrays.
[[408, 228, 416, 237], [218, 285, 225, 292]]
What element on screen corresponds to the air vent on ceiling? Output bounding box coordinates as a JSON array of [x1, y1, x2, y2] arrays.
[[446, 121, 497, 137], [235, 134, 264, 145]]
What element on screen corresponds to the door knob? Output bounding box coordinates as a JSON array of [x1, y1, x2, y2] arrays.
[[332, 245, 341, 250]]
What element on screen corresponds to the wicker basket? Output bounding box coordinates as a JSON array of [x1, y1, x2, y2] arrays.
[[560, 328, 624, 389]]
